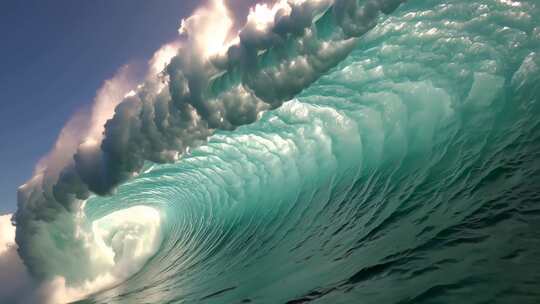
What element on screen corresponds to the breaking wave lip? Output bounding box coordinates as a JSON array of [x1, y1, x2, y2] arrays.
[[5, 0, 540, 303]]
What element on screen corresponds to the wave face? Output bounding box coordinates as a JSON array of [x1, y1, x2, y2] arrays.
[[37, 0, 540, 303]]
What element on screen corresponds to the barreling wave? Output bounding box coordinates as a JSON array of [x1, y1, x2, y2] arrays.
[[9, 0, 540, 303]]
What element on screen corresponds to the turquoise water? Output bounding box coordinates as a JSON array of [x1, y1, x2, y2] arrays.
[[73, 1, 540, 303], [19, 0, 540, 303]]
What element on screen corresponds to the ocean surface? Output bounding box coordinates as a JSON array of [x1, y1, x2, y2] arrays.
[[62, 0, 540, 303]]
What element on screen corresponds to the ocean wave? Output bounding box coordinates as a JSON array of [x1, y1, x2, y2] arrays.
[[5, 0, 540, 303]]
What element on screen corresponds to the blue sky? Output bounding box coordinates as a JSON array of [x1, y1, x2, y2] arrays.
[[0, 0, 200, 213]]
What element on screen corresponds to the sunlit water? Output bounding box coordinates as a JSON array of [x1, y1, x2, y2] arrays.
[[76, 0, 540, 303]]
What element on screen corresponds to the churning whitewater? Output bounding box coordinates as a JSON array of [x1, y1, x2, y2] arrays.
[[3, 0, 540, 303]]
